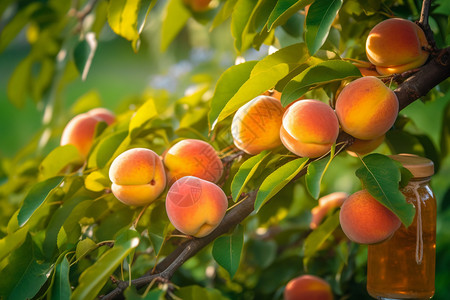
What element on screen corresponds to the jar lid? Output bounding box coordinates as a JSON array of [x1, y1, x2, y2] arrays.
[[389, 154, 434, 177]]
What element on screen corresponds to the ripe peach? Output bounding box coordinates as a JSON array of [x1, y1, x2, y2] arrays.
[[346, 135, 385, 156], [231, 95, 285, 155], [60, 108, 115, 158], [335, 76, 398, 140], [109, 148, 166, 206], [163, 139, 223, 185], [284, 275, 334, 300], [339, 189, 401, 244], [310, 192, 348, 230], [280, 100, 339, 158], [366, 18, 429, 75], [166, 176, 228, 237], [351, 61, 380, 77]]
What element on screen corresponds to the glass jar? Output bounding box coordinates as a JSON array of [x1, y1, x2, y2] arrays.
[[367, 154, 436, 300]]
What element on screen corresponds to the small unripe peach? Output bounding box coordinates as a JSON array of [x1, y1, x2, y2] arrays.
[[339, 189, 401, 244], [310, 192, 348, 230], [280, 100, 339, 158], [109, 148, 166, 206], [61, 108, 115, 158], [231, 95, 285, 155], [166, 176, 228, 237], [346, 135, 385, 157], [163, 139, 223, 185], [335, 76, 398, 140], [284, 275, 334, 300], [366, 18, 429, 75]]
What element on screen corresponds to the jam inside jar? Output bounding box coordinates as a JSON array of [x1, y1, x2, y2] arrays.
[[366, 154, 436, 300]]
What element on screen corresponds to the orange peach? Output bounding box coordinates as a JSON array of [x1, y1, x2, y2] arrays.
[[60, 108, 115, 158], [284, 275, 334, 300], [366, 18, 429, 75], [165, 176, 228, 237], [339, 189, 401, 244], [346, 135, 385, 156], [231, 95, 285, 155], [280, 100, 339, 158], [335, 76, 398, 140], [351, 61, 380, 77], [310, 192, 348, 230], [163, 139, 223, 185], [109, 148, 166, 206]]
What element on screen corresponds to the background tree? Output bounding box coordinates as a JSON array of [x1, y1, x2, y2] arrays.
[[0, 0, 449, 299]]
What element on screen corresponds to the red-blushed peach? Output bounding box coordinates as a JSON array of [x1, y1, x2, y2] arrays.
[[163, 139, 223, 185], [366, 18, 429, 75], [60, 108, 115, 158], [165, 176, 228, 237], [335, 76, 398, 140], [231, 95, 285, 155], [284, 275, 334, 300], [280, 100, 339, 158], [351, 61, 380, 77], [339, 189, 401, 244], [310, 192, 348, 230], [109, 148, 166, 206], [346, 135, 385, 157]]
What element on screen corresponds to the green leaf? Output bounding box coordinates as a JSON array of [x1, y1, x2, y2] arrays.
[[267, 0, 312, 30], [209, 61, 258, 128], [305, 145, 335, 199], [17, 176, 64, 227], [280, 60, 360, 107], [52, 257, 71, 300], [211, 0, 238, 30], [0, 234, 53, 300], [303, 210, 340, 266], [76, 238, 98, 261], [72, 229, 140, 300], [148, 201, 170, 255], [160, 0, 191, 51], [87, 130, 128, 169], [212, 224, 244, 278], [129, 98, 158, 138], [305, 0, 343, 55], [108, 0, 141, 42], [124, 285, 164, 299], [85, 171, 110, 192], [231, 151, 271, 201], [231, 0, 258, 53], [0, 225, 29, 262], [7, 56, 33, 108], [255, 158, 308, 212], [355, 153, 416, 227], [175, 285, 228, 300], [73, 33, 98, 81], [39, 145, 82, 180]]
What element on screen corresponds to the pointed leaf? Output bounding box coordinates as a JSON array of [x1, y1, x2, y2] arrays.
[[255, 158, 308, 212], [355, 153, 416, 227], [72, 229, 140, 300], [17, 176, 64, 227], [124, 285, 164, 299], [160, 0, 191, 51], [305, 0, 343, 55], [231, 151, 270, 201], [211, 0, 238, 30], [231, 0, 258, 53], [305, 145, 335, 199], [148, 201, 170, 255], [267, 0, 313, 30], [74, 33, 98, 81], [212, 224, 244, 278], [108, 0, 141, 41], [281, 60, 360, 107], [39, 145, 82, 180], [0, 226, 29, 262], [129, 98, 158, 138], [76, 238, 98, 261], [209, 61, 258, 128], [87, 129, 128, 169], [52, 257, 71, 300]]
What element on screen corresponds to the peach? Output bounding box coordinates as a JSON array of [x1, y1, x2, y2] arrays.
[[262, 89, 282, 100], [60, 108, 115, 158], [351, 61, 380, 77], [163, 139, 223, 185], [346, 135, 385, 156], [339, 189, 401, 244], [165, 176, 228, 237], [310, 192, 348, 230], [284, 275, 334, 300], [231, 95, 285, 155], [335, 76, 398, 140], [182, 0, 211, 11], [280, 100, 339, 158], [109, 148, 166, 206], [366, 18, 429, 75]]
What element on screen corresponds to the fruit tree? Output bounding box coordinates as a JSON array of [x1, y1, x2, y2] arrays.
[[0, 0, 449, 299]]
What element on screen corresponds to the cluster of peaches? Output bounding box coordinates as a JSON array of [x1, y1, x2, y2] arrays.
[[61, 108, 227, 238]]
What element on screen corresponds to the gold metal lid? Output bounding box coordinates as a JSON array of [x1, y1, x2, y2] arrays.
[[389, 153, 434, 178]]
